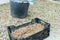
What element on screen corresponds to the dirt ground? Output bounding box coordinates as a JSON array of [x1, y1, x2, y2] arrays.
[[0, 0, 60, 40]]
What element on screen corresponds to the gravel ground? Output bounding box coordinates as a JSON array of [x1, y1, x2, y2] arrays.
[[0, 0, 60, 40]]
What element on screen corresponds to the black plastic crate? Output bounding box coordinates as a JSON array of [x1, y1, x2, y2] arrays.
[[7, 18, 50, 40]]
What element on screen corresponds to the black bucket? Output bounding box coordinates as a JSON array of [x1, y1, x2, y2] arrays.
[[10, 0, 29, 18]]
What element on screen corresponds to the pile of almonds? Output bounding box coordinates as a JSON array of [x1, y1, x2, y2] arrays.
[[11, 23, 44, 38]]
